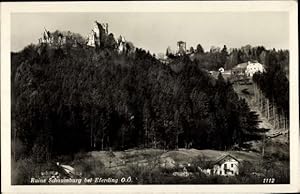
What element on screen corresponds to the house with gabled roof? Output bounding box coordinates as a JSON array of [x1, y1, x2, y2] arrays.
[[199, 154, 240, 176], [231, 62, 248, 76], [231, 61, 264, 77], [245, 61, 264, 77], [212, 154, 240, 176]]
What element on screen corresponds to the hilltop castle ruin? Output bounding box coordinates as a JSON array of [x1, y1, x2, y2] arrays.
[[38, 28, 80, 48], [166, 41, 194, 58], [86, 21, 130, 53], [39, 28, 67, 46], [38, 20, 134, 54]]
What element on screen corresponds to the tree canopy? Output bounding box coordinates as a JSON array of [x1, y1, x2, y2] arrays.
[[12, 34, 263, 162]]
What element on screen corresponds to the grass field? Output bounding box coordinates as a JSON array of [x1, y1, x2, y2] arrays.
[[12, 144, 289, 184]]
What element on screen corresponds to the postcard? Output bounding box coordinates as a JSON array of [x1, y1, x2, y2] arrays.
[[1, 1, 299, 193]]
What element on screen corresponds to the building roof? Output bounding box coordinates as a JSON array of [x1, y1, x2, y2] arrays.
[[233, 61, 265, 70], [213, 154, 240, 165]]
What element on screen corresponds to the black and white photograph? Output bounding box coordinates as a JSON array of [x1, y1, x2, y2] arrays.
[[1, 1, 299, 193]]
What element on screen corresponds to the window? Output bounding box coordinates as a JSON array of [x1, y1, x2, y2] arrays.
[[224, 164, 227, 168], [231, 164, 233, 167]]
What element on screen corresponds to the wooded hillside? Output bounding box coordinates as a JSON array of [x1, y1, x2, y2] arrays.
[[12, 35, 266, 163]]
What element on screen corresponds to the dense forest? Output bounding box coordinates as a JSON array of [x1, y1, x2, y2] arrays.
[[12, 31, 274, 163], [253, 49, 289, 112], [252, 50, 289, 130]]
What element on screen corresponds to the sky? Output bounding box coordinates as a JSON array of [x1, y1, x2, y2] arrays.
[[11, 12, 289, 54]]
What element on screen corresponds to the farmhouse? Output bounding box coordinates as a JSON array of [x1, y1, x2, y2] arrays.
[[200, 154, 240, 176], [212, 154, 240, 176], [232, 61, 264, 77], [231, 62, 248, 76], [245, 61, 264, 77]]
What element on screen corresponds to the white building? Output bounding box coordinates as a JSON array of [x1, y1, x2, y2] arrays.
[[199, 154, 240, 176], [245, 61, 265, 77], [212, 154, 239, 176], [218, 67, 225, 73]]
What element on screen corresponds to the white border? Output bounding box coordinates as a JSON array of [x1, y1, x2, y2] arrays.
[[1, 1, 299, 193]]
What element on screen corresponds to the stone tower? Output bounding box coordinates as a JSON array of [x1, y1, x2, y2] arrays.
[[87, 21, 109, 48], [177, 41, 186, 56]]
